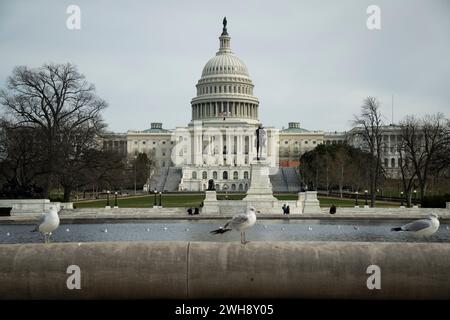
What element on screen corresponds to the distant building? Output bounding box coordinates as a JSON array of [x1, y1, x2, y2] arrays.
[[346, 124, 404, 178], [279, 122, 324, 167]]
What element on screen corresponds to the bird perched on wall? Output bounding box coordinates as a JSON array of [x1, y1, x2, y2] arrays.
[[31, 206, 60, 243], [210, 207, 259, 244], [391, 213, 440, 237]]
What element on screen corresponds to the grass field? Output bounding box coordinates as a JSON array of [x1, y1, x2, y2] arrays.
[[74, 193, 398, 208]]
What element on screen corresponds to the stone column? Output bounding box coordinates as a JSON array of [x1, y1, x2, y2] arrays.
[[239, 135, 244, 165]]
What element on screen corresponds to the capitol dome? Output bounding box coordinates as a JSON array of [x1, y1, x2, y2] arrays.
[[191, 18, 259, 123], [201, 54, 249, 77]]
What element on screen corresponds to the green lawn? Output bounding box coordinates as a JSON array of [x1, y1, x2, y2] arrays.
[[74, 193, 398, 208]]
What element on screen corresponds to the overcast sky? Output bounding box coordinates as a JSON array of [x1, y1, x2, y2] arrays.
[[0, 0, 449, 133]]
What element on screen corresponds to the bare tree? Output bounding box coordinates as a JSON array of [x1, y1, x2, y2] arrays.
[[399, 113, 448, 203], [0, 120, 46, 197], [397, 120, 419, 206], [0, 63, 107, 197], [352, 97, 385, 207]]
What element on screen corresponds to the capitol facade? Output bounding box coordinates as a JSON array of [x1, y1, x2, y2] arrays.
[[102, 19, 403, 192]]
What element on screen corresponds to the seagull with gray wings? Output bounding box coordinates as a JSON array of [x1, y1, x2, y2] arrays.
[[391, 213, 440, 237], [210, 207, 259, 244], [31, 206, 60, 243]]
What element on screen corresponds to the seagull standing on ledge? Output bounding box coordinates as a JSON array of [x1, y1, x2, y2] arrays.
[[31, 206, 60, 243], [210, 207, 259, 244], [391, 213, 440, 237]]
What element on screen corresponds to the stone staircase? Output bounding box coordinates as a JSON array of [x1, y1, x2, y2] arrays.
[[148, 167, 168, 192], [283, 167, 301, 192], [163, 167, 182, 191], [269, 168, 288, 192], [269, 167, 301, 192]]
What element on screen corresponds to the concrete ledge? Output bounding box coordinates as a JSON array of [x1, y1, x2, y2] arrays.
[[1, 208, 449, 224], [1, 241, 450, 299]]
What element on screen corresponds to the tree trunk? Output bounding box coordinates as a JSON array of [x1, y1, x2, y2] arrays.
[[63, 186, 71, 202]]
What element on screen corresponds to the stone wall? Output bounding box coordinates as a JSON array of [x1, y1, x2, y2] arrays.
[[0, 199, 73, 216], [1, 241, 449, 299]]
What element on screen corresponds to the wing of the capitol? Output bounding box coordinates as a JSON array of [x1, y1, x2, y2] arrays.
[[101, 20, 404, 192]]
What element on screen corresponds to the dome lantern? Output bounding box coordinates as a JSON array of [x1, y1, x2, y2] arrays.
[[218, 17, 231, 54]]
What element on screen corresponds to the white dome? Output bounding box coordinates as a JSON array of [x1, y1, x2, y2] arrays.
[[191, 19, 260, 124], [201, 54, 249, 77]]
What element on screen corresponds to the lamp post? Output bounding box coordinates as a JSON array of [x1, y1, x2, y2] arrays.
[[223, 185, 228, 200], [355, 191, 359, 207], [364, 190, 368, 206], [114, 191, 118, 208], [134, 160, 137, 196], [400, 191, 404, 207], [159, 191, 162, 207], [154, 190, 157, 207], [413, 190, 417, 206], [106, 190, 110, 208]]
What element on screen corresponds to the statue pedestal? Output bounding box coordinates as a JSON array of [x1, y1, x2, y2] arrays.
[[202, 190, 219, 214], [243, 160, 277, 204], [302, 191, 322, 213]]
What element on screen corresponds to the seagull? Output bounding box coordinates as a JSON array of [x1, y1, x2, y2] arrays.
[[31, 206, 60, 243], [391, 213, 440, 237], [210, 207, 259, 244]]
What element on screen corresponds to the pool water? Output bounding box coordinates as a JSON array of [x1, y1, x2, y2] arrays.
[[0, 219, 449, 244]]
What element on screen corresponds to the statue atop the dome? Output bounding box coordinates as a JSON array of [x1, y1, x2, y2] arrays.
[[221, 17, 228, 36]]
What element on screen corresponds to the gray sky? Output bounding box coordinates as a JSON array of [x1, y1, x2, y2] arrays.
[[0, 0, 449, 133]]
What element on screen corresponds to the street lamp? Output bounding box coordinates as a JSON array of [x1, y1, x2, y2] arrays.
[[364, 190, 368, 206], [106, 190, 110, 207], [355, 191, 359, 207], [413, 190, 417, 206], [134, 159, 137, 196], [223, 185, 229, 199], [400, 191, 404, 207], [154, 190, 157, 207], [114, 191, 118, 208], [159, 191, 162, 207]]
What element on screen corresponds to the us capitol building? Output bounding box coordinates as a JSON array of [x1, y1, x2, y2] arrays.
[[102, 19, 403, 192]]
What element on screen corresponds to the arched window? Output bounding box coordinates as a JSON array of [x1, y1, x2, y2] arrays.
[[223, 171, 228, 180], [384, 158, 388, 167], [192, 171, 197, 179], [231, 184, 236, 191], [213, 171, 218, 180], [202, 171, 207, 179], [233, 171, 238, 180], [238, 184, 243, 191], [244, 171, 249, 179], [215, 184, 220, 191], [391, 158, 396, 168], [244, 183, 249, 190]]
